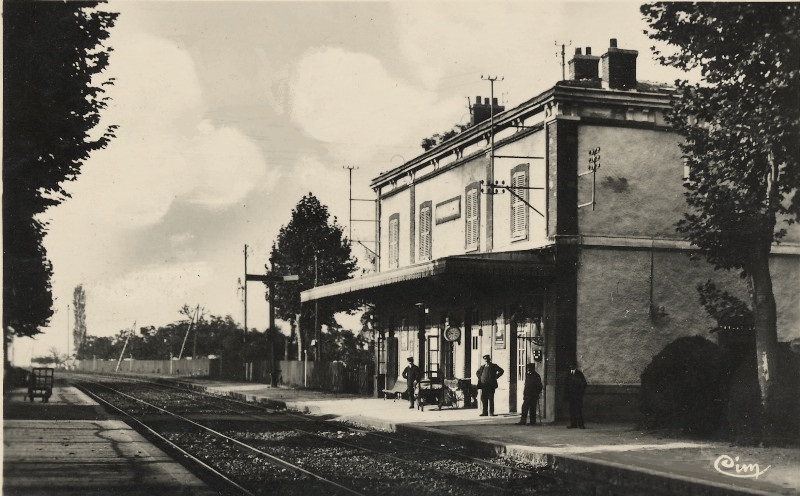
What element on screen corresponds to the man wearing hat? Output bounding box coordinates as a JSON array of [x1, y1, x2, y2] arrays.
[[476, 354, 504, 416], [401, 357, 422, 409], [519, 362, 543, 425], [566, 363, 587, 428]]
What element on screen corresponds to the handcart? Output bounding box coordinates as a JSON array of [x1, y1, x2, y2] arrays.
[[416, 372, 467, 411], [27, 367, 54, 403]]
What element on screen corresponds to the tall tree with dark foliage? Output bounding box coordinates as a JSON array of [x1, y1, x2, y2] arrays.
[[270, 194, 358, 360], [641, 2, 800, 442], [3, 2, 118, 361]]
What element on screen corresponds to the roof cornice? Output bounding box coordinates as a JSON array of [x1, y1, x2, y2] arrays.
[[371, 83, 674, 190]]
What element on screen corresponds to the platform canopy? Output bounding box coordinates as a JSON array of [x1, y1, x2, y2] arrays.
[[301, 253, 555, 305]]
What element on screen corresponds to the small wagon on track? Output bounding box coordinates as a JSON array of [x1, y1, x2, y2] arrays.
[[27, 367, 54, 403]]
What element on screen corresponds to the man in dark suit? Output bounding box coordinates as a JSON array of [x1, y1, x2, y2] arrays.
[[476, 354, 504, 416], [519, 362, 543, 425], [566, 363, 587, 428], [401, 357, 421, 409]]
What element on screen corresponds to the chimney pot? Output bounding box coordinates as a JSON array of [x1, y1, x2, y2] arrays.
[[601, 39, 638, 90], [568, 47, 600, 81], [492, 97, 498, 106], [475, 96, 481, 104]]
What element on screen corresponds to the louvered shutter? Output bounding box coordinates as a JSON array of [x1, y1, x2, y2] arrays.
[[465, 187, 479, 250], [511, 170, 528, 239], [419, 206, 431, 261], [389, 216, 399, 268]]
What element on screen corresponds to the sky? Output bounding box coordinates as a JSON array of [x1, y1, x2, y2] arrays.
[[11, 0, 693, 365]]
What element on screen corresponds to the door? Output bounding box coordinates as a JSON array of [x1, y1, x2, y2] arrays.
[[426, 335, 440, 377]]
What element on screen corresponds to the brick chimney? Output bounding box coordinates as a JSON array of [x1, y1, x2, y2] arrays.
[[568, 47, 600, 81], [470, 96, 505, 126], [601, 38, 638, 90]]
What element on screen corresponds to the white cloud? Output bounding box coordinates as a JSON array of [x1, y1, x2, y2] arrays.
[[84, 262, 214, 334], [287, 47, 466, 163], [57, 24, 272, 229], [185, 123, 270, 208], [37, 17, 277, 354]]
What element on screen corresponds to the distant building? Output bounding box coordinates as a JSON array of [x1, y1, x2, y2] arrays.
[[301, 39, 800, 421]]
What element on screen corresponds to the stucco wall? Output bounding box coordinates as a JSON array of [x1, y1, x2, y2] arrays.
[[491, 131, 549, 250], [576, 123, 800, 244], [577, 125, 685, 238], [378, 127, 554, 270], [414, 156, 486, 259], [577, 247, 800, 385]]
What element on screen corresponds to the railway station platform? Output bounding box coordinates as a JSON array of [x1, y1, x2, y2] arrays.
[[181, 378, 799, 496], [3, 383, 218, 496], [4, 377, 798, 495]]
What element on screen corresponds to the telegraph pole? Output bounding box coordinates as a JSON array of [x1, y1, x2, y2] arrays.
[[66, 304, 70, 361], [243, 244, 248, 341], [482, 75, 503, 253], [342, 165, 379, 269], [343, 165, 358, 241], [555, 41, 572, 81], [314, 253, 319, 361]]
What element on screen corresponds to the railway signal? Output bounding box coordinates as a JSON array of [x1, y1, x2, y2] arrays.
[[244, 268, 298, 387]]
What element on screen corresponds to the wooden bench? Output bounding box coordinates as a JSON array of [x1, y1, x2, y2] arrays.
[[381, 379, 409, 401]]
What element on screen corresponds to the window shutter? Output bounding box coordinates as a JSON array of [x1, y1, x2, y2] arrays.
[[419, 205, 431, 261], [511, 169, 528, 239], [465, 187, 479, 250], [389, 215, 399, 268]]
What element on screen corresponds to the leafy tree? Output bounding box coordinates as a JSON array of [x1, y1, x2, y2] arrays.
[[3, 2, 118, 355], [420, 123, 470, 151], [270, 194, 358, 360], [72, 285, 88, 354], [642, 3, 800, 441], [319, 325, 372, 369], [696, 280, 753, 330], [77, 335, 114, 360], [32, 347, 68, 367]]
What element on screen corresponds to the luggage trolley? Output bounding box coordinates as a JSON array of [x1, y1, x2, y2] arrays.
[[416, 371, 465, 411], [27, 367, 54, 403]]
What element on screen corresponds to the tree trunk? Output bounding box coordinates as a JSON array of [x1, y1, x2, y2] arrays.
[[746, 244, 781, 444]]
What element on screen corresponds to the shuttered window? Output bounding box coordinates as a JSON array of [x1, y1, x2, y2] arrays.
[[389, 213, 400, 268], [465, 184, 480, 251], [419, 202, 432, 262], [511, 164, 529, 240]]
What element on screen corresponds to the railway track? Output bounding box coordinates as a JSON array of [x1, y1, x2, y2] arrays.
[[71, 375, 569, 496]]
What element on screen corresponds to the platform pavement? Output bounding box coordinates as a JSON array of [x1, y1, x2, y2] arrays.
[[3, 384, 218, 496], [178, 377, 799, 496]]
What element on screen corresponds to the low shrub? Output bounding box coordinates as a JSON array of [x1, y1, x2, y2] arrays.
[[640, 336, 725, 436]]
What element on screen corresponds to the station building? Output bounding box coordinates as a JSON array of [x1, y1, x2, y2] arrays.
[[301, 40, 800, 422]]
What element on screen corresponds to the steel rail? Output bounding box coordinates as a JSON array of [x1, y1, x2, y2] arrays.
[[77, 379, 366, 496], [93, 375, 550, 493], [75, 382, 256, 496]]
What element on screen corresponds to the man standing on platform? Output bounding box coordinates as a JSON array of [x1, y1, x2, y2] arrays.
[[476, 354, 504, 416], [566, 363, 587, 429], [401, 357, 421, 409], [518, 362, 543, 425]]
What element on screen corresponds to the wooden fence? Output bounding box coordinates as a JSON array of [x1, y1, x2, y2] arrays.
[[75, 357, 373, 396]]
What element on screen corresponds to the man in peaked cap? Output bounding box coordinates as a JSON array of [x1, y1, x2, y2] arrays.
[[476, 354, 504, 416], [519, 362, 543, 425], [401, 357, 421, 409]]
